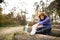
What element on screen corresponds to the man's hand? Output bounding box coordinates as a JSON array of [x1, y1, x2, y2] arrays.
[[36, 23, 43, 28], [34, 23, 39, 28]]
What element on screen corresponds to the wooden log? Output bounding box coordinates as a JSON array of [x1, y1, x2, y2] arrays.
[[52, 25, 60, 29], [13, 33, 60, 40], [51, 29, 60, 37]]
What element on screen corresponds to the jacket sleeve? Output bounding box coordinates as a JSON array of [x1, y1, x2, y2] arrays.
[[38, 17, 49, 25]]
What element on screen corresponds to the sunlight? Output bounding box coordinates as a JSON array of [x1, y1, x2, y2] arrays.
[[0, 0, 54, 21]]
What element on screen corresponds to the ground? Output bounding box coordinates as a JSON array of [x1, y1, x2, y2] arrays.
[[0, 26, 60, 40], [0, 26, 24, 40]]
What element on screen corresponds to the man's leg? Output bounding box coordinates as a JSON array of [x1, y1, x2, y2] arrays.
[[36, 27, 51, 34], [30, 24, 38, 35], [36, 27, 43, 34]]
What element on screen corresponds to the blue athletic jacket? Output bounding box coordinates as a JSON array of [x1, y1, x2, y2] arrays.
[[38, 16, 52, 28]]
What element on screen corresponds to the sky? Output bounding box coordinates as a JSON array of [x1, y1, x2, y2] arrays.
[[0, 0, 54, 21]]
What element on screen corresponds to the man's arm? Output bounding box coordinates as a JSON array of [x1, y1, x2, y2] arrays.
[[38, 17, 49, 25]]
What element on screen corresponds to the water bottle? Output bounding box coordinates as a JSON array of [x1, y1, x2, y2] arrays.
[[24, 24, 28, 33]]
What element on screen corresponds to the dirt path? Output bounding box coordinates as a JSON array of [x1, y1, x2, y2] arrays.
[[0, 26, 24, 35]]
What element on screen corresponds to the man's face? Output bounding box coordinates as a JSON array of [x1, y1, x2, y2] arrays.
[[40, 15, 44, 20]]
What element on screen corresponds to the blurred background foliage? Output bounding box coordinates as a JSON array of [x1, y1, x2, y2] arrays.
[[0, 7, 27, 27], [0, 0, 60, 27]]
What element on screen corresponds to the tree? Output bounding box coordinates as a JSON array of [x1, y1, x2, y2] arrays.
[[48, 0, 60, 17], [40, 0, 45, 12], [55, 0, 60, 16], [34, 2, 39, 15], [47, 0, 60, 23], [0, 7, 2, 14], [0, 0, 3, 3]]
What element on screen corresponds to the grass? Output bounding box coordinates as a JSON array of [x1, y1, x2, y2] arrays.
[[0, 25, 24, 40], [0, 33, 13, 40], [0, 31, 24, 40], [0, 24, 20, 27]]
